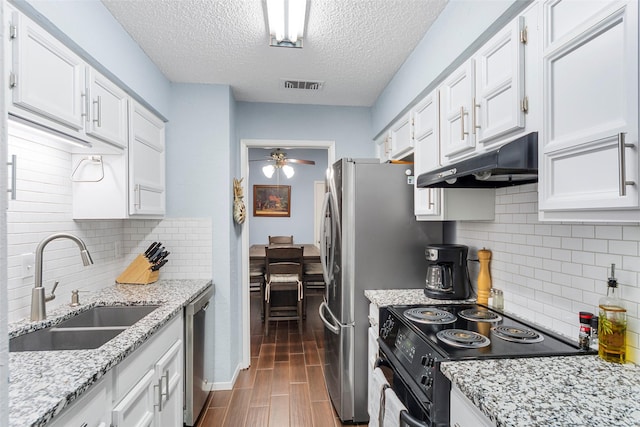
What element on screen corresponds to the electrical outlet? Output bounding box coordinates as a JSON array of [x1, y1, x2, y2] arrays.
[[21, 253, 34, 279], [114, 241, 122, 258]]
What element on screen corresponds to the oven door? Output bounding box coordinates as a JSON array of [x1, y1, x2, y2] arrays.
[[376, 343, 435, 427]]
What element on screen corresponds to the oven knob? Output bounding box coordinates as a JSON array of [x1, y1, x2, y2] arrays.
[[421, 356, 435, 367]]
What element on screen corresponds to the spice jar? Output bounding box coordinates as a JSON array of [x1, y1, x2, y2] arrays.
[[488, 288, 504, 310], [578, 311, 593, 350]]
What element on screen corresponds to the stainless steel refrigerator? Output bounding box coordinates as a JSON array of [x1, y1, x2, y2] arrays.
[[318, 158, 444, 423]]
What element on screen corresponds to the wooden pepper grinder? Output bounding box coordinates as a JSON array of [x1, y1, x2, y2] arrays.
[[477, 248, 492, 305]]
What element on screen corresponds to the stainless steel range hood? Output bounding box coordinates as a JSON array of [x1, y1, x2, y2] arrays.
[[416, 132, 538, 188]]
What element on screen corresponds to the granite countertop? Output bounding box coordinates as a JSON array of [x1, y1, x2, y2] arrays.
[[365, 288, 640, 426], [8, 279, 213, 427], [364, 288, 475, 307], [441, 356, 640, 427]]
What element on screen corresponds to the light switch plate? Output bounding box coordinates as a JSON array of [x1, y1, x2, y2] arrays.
[[21, 253, 34, 278]]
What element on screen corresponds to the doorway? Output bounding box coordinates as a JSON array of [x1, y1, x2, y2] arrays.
[[239, 139, 335, 368]]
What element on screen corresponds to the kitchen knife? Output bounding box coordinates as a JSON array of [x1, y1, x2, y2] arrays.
[[151, 259, 168, 271], [150, 250, 168, 264], [148, 245, 164, 261], [144, 242, 158, 257], [152, 251, 170, 264]]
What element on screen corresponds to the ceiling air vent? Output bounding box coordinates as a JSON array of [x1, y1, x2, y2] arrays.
[[281, 79, 324, 91]]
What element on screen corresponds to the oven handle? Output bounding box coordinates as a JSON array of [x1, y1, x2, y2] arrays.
[[374, 357, 391, 369], [400, 410, 430, 427]]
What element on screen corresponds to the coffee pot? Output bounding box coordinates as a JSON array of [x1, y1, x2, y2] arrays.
[[424, 244, 470, 300]]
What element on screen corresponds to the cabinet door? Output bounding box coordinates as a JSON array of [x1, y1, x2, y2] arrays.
[[129, 101, 165, 216], [11, 12, 85, 132], [155, 340, 183, 427], [49, 377, 110, 427], [540, 0, 638, 217], [375, 131, 391, 163], [475, 16, 526, 144], [440, 60, 475, 160], [412, 91, 441, 217], [390, 112, 414, 159], [87, 69, 129, 148], [450, 385, 493, 427], [112, 369, 156, 427]]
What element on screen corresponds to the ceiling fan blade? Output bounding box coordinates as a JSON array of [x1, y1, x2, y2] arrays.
[[285, 158, 316, 165]]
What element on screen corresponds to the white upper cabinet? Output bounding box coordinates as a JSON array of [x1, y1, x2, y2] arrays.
[[129, 100, 166, 216], [10, 11, 86, 133], [440, 5, 534, 165], [86, 68, 129, 148], [475, 16, 526, 144], [440, 60, 475, 160], [413, 91, 441, 217], [375, 130, 391, 163], [539, 0, 639, 221], [412, 90, 496, 221], [389, 111, 414, 159]]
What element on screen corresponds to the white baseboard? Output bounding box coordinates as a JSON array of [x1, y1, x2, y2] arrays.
[[209, 362, 241, 391]]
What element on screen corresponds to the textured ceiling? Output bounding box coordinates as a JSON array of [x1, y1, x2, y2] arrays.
[[101, 0, 448, 107]]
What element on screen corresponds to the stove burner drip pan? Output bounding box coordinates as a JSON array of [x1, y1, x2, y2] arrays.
[[491, 325, 544, 343], [436, 329, 491, 348], [404, 307, 457, 325], [458, 308, 502, 323]]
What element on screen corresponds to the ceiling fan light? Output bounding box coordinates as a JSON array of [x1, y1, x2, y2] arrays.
[[262, 165, 275, 178], [283, 165, 295, 178]]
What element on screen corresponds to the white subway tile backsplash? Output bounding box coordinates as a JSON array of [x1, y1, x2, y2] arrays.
[[6, 126, 213, 323], [457, 184, 640, 362]]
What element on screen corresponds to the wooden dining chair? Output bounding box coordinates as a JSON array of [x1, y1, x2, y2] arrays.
[[249, 260, 266, 319], [264, 245, 304, 335], [302, 262, 324, 318], [268, 235, 294, 244]]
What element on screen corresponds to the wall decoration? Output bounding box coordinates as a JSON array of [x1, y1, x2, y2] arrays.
[[233, 178, 246, 224], [253, 185, 291, 217]]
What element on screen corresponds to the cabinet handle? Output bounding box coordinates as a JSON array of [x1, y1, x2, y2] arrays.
[[460, 106, 468, 140], [428, 188, 434, 208], [472, 97, 480, 135], [162, 370, 170, 400], [617, 132, 636, 196], [93, 96, 102, 128], [7, 154, 16, 200], [154, 378, 163, 411], [81, 93, 88, 121], [134, 184, 141, 208]]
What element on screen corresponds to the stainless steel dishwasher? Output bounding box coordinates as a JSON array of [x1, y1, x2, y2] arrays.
[[184, 284, 214, 426]]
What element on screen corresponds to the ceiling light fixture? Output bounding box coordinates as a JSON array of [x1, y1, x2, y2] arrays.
[[265, 0, 307, 48], [262, 163, 295, 179]]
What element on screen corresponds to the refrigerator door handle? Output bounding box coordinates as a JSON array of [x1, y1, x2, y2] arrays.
[[319, 301, 340, 335], [319, 191, 336, 287]]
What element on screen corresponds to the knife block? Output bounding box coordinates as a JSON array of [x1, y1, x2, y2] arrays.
[[116, 254, 159, 285]]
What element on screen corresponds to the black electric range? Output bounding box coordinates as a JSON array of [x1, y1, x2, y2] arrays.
[[376, 304, 594, 427]]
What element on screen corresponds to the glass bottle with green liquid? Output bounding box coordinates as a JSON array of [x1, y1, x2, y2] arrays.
[[598, 263, 626, 363]]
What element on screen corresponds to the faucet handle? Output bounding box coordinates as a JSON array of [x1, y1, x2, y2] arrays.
[[45, 281, 59, 302]]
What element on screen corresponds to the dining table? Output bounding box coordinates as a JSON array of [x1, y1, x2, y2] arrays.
[[249, 243, 321, 265]]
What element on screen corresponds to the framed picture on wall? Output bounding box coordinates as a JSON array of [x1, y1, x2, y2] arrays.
[[253, 185, 291, 217]]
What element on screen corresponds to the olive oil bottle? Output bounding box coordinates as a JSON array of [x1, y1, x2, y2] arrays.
[[598, 264, 626, 363]]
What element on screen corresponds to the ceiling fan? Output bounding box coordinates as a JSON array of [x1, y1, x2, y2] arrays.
[[252, 148, 315, 178]]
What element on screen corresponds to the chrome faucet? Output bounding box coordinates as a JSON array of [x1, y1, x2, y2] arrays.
[[31, 233, 94, 321]]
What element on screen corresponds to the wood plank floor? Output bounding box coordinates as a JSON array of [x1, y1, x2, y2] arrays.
[[196, 290, 369, 427]]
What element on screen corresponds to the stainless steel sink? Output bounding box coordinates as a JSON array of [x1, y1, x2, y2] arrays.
[[10, 327, 125, 352], [9, 305, 160, 352], [56, 305, 160, 328]]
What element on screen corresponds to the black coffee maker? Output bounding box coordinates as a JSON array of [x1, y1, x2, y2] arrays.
[[424, 244, 471, 300]]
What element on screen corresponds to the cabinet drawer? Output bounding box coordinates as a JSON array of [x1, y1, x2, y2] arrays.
[[114, 315, 182, 403]]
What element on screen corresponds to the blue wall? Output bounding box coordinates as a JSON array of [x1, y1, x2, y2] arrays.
[[236, 102, 374, 159], [248, 148, 328, 245]]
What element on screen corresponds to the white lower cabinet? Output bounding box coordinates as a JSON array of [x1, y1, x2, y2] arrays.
[[46, 314, 184, 427], [450, 384, 493, 427], [48, 377, 110, 427], [113, 315, 183, 427]]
